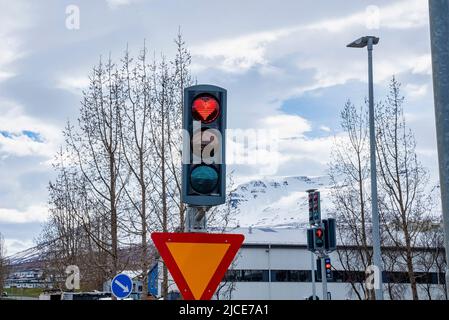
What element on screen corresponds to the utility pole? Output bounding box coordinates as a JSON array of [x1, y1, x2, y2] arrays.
[[307, 189, 320, 300], [311, 252, 316, 300], [320, 256, 328, 300], [429, 0, 449, 299]]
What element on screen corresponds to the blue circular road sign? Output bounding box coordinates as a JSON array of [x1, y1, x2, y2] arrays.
[[111, 273, 133, 299]]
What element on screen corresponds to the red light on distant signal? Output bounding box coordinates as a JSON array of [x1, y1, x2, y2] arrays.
[[315, 228, 323, 238], [192, 95, 219, 123]]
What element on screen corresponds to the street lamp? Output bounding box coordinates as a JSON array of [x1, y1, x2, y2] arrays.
[[347, 35, 384, 300]]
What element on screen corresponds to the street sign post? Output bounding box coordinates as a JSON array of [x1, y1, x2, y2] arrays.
[[151, 232, 244, 300], [111, 273, 133, 300]]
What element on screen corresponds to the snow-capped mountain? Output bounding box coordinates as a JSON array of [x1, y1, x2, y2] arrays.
[[6, 245, 43, 268], [230, 176, 333, 228]]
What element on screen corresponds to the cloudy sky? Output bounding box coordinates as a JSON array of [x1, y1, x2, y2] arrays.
[[0, 0, 438, 255]]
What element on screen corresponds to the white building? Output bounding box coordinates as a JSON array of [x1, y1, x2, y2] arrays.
[[5, 269, 52, 289], [151, 227, 446, 300]]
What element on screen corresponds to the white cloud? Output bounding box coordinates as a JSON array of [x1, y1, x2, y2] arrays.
[[379, 0, 428, 30], [405, 83, 429, 99], [0, 204, 49, 224], [106, 0, 142, 9], [411, 54, 432, 75], [261, 114, 311, 139], [191, 0, 429, 75], [57, 75, 90, 94], [307, 0, 427, 32], [0, 100, 61, 159], [0, 2, 31, 82], [192, 27, 298, 73]]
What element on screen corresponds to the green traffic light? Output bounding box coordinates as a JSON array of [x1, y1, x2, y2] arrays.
[[190, 165, 219, 194]]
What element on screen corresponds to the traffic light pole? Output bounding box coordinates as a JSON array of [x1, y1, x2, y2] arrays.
[[185, 206, 207, 232], [429, 0, 449, 299], [320, 256, 328, 300], [310, 252, 316, 300]]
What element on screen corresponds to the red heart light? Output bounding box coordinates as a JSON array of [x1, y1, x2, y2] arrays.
[[192, 95, 219, 123]]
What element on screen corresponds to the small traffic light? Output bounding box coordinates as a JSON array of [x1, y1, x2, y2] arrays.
[[314, 227, 325, 249], [323, 218, 337, 252], [317, 256, 333, 281], [307, 226, 326, 252], [182, 85, 227, 206], [307, 228, 314, 251], [307, 190, 321, 224], [324, 257, 332, 280], [316, 257, 322, 281]]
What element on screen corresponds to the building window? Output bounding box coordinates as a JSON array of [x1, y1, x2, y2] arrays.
[[224, 270, 269, 282], [271, 270, 311, 282], [224, 269, 444, 285]]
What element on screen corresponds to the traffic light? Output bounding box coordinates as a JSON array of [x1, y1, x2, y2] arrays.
[[308, 190, 321, 224], [316, 257, 322, 281], [307, 226, 325, 252], [182, 85, 227, 206], [317, 257, 333, 281], [314, 227, 325, 249], [307, 228, 314, 251], [323, 218, 337, 252], [324, 257, 333, 280]]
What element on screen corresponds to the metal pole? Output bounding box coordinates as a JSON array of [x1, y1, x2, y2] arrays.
[[184, 206, 207, 232], [311, 252, 316, 300], [321, 257, 327, 300], [268, 244, 272, 300], [429, 0, 449, 299], [367, 37, 384, 300]]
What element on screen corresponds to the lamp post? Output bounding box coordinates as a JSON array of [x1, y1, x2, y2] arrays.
[[347, 36, 384, 300]]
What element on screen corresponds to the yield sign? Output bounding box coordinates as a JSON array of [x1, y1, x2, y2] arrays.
[[151, 232, 244, 300]]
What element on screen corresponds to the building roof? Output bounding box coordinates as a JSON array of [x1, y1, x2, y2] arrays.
[[226, 227, 307, 246]]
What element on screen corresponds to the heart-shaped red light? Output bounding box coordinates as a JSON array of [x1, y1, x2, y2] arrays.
[[192, 95, 219, 123]]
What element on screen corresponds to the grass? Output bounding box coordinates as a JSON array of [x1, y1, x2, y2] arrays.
[[4, 287, 44, 298]]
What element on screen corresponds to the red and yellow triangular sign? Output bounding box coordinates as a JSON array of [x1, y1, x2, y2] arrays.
[[151, 232, 244, 300]]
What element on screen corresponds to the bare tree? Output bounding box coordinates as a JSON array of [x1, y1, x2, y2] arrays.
[[328, 100, 375, 300], [168, 30, 193, 231], [37, 148, 112, 291], [414, 215, 446, 300], [118, 43, 157, 300], [64, 56, 128, 290], [376, 76, 433, 300]]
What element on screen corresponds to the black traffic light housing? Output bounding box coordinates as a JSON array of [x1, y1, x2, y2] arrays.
[[323, 218, 337, 252], [307, 228, 314, 251], [308, 190, 321, 224], [316, 257, 322, 281], [307, 226, 326, 252], [314, 227, 325, 249], [182, 85, 227, 206]]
